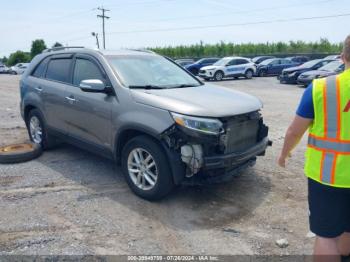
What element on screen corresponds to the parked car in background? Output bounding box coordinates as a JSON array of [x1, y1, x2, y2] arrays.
[[0, 64, 10, 74], [175, 59, 195, 67], [252, 56, 275, 65], [324, 54, 341, 60], [279, 59, 335, 84], [20, 47, 270, 200], [9, 63, 30, 75], [286, 56, 309, 65], [297, 60, 345, 86], [199, 56, 256, 81], [184, 58, 220, 75], [256, 58, 297, 77]]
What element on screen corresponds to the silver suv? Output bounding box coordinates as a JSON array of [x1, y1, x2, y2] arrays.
[[20, 47, 270, 200]]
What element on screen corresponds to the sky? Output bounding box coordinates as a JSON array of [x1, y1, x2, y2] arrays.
[[0, 0, 349, 57]]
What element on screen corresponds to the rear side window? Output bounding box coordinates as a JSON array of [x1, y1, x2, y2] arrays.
[[73, 58, 104, 86], [45, 58, 72, 83], [32, 58, 49, 78], [236, 59, 249, 65]]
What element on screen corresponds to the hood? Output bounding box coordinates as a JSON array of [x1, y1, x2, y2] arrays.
[[184, 63, 195, 69], [283, 65, 305, 73], [300, 70, 332, 77], [201, 65, 221, 70], [130, 83, 262, 118], [257, 64, 268, 69]]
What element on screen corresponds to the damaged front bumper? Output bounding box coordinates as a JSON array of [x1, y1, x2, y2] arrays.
[[161, 112, 272, 186], [203, 137, 270, 170], [183, 137, 271, 185]]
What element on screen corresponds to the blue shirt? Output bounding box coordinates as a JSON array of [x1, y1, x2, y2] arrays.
[[296, 83, 314, 119]]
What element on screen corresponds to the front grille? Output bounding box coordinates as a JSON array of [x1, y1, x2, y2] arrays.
[[282, 71, 289, 76], [223, 113, 260, 154]]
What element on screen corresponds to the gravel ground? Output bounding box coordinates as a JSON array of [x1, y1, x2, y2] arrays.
[[0, 74, 313, 256]]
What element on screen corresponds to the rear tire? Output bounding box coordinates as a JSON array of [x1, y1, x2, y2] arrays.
[[121, 135, 174, 201], [26, 109, 59, 150]]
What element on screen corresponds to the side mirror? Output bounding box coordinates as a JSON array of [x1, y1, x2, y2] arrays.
[[79, 79, 106, 93]]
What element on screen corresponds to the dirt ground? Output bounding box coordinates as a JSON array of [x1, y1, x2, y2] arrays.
[[0, 74, 313, 256]]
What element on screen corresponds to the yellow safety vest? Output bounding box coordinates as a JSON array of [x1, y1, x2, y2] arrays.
[[305, 68, 350, 187]]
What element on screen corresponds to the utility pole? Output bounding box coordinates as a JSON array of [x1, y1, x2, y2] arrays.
[[97, 7, 110, 49]]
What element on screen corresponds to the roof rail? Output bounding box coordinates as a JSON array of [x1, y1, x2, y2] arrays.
[[42, 46, 86, 53]]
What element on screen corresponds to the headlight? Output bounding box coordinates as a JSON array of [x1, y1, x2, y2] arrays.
[[170, 112, 223, 135], [288, 71, 297, 77]]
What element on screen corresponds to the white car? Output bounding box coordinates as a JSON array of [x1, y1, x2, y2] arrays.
[[0, 64, 10, 74], [198, 56, 256, 81], [10, 63, 29, 75]]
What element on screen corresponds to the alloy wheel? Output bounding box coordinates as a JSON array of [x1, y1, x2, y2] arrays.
[[29, 116, 43, 144], [127, 148, 158, 191]]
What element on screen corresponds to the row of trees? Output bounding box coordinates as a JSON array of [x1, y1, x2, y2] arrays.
[[150, 38, 343, 58], [1, 38, 343, 66], [1, 40, 63, 66]]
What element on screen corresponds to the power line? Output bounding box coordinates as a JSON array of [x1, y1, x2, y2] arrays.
[[97, 7, 110, 49], [144, 0, 336, 22], [106, 12, 350, 35], [105, 0, 173, 9]]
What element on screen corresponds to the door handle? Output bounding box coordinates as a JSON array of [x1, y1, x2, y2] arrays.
[[65, 96, 76, 103], [35, 87, 43, 92]]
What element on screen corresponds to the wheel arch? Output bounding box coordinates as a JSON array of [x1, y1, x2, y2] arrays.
[[24, 104, 38, 124], [114, 125, 186, 185], [114, 125, 161, 163]]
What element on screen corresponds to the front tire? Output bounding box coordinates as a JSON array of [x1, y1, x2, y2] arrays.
[[26, 109, 58, 149], [121, 135, 174, 200], [214, 71, 224, 81], [245, 69, 254, 79], [258, 70, 267, 77]]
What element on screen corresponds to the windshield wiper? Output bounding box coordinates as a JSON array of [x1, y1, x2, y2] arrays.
[[129, 85, 165, 89], [169, 84, 201, 88]]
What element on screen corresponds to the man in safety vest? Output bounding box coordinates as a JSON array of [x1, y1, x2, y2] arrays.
[[278, 35, 350, 261]]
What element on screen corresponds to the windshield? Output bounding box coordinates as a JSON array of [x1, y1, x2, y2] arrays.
[[260, 58, 275, 65], [107, 55, 201, 88], [213, 57, 232, 66], [299, 59, 322, 68], [252, 57, 261, 63], [319, 60, 343, 71]]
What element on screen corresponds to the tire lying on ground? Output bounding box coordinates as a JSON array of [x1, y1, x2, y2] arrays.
[[0, 142, 42, 164]]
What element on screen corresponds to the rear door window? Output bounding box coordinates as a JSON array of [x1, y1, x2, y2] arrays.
[[45, 58, 72, 83], [236, 59, 249, 65], [73, 58, 105, 86]]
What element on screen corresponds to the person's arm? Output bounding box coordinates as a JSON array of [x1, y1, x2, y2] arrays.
[[278, 83, 314, 168], [278, 115, 313, 167]]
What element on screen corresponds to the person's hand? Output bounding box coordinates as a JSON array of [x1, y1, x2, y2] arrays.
[[278, 153, 291, 168]]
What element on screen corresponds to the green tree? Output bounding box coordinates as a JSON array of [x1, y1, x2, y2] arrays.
[[7, 51, 31, 66], [1, 56, 8, 65], [52, 42, 63, 48], [150, 38, 342, 58], [30, 39, 47, 58]]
